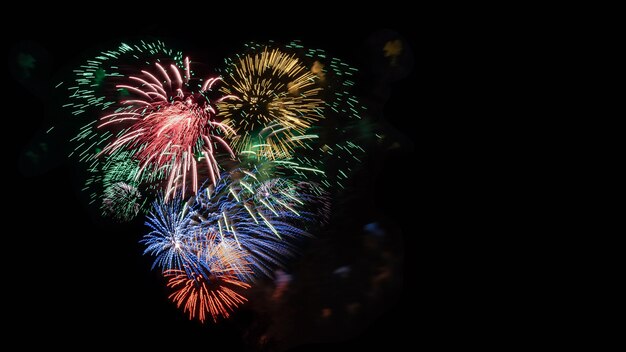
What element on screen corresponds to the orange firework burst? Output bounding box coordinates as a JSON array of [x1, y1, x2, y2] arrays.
[[164, 240, 252, 323]]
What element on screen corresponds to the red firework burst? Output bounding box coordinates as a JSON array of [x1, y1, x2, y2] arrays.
[[98, 58, 235, 200]]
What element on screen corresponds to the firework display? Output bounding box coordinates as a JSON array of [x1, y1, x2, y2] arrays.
[[58, 39, 369, 323]]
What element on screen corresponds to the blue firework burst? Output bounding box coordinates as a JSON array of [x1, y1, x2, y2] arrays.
[[141, 198, 213, 279]]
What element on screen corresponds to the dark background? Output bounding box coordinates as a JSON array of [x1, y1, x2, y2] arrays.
[[8, 14, 417, 351]]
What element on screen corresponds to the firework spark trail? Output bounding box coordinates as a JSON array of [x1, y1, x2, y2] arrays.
[[222, 159, 331, 224], [64, 41, 183, 121], [283, 40, 370, 191], [218, 47, 324, 159], [98, 60, 235, 200]]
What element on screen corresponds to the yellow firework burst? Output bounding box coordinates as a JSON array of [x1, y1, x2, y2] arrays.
[[218, 48, 323, 159]]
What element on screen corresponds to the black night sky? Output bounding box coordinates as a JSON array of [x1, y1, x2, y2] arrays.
[[9, 14, 416, 351]]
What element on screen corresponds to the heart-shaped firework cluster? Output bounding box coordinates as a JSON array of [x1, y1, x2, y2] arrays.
[[62, 40, 368, 322]]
